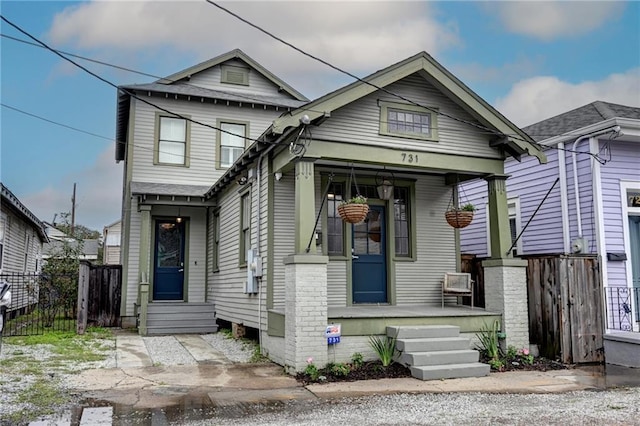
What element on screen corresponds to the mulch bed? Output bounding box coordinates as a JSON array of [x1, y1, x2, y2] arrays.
[[296, 357, 572, 385]]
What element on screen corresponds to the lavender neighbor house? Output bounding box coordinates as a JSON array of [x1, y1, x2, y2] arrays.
[[460, 101, 640, 368]]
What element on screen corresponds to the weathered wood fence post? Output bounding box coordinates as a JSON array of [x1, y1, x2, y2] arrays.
[[77, 261, 91, 335]]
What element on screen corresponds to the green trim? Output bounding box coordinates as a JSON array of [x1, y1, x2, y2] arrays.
[[486, 176, 513, 260], [334, 314, 502, 335], [239, 188, 251, 267], [158, 49, 308, 101], [283, 254, 329, 265], [306, 141, 505, 175], [267, 158, 275, 310], [212, 209, 220, 272], [379, 101, 439, 142], [153, 113, 191, 167], [271, 52, 544, 163], [220, 64, 249, 86], [267, 311, 285, 337], [216, 118, 250, 170], [294, 161, 317, 254], [120, 103, 136, 317], [482, 258, 528, 267]]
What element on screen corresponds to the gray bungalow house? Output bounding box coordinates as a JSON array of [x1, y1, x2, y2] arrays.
[[116, 50, 546, 375]]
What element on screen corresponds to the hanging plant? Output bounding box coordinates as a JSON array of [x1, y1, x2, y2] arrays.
[[338, 195, 369, 224], [445, 203, 475, 229]]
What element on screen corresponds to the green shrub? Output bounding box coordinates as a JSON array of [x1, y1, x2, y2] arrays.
[[351, 352, 364, 369], [475, 320, 502, 361], [328, 362, 351, 377], [368, 335, 396, 367]]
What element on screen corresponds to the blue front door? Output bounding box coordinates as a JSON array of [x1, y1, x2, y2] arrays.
[[153, 220, 185, 300], [352, 205, 387, 303]]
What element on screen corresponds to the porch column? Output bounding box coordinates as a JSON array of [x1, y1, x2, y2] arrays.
[[486, 175, 512, 260], [294, 160, 316, 254], [483, 175, 529, 349], [284, 254, 329, 373], [138, 205, 152, 286]]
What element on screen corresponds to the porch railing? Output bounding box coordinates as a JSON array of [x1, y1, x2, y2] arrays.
[[605, 286, 640, 332]]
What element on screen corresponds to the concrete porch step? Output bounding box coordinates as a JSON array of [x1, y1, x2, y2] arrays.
[[399, 349, 479, 366], [410, 362, 490, 381], [387, 325, 460, 339], [396, 337, 470, 352]]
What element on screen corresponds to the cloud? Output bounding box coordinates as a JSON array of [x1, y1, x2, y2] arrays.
[[22, 148, 123, 231], [488, 1, 625, 41], [47, 1, 461, 97], [495, 68, 640, 127], [452, 54, 545, 85]]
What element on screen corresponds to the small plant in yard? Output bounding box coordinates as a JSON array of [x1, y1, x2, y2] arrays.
[[475, 319, 502, 364], [505, 345, 534, 366], [351, 352, 364, 369], [327, 362, 351, 377], [368, 335, 397, 367], [304, 357, 321, 381]]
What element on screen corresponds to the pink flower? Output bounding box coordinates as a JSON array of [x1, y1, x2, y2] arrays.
[[522, 348, 530, 356], [307, 357, 313, 364]]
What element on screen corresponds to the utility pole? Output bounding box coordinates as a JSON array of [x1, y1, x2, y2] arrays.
[[71, 183, 76, 237]]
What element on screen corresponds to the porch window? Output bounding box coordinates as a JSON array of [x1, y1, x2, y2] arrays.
[[394, 187, 410, 257], [212, 210, 220, 272], [156, 116, 189, 166], [218, 121, 248, 169], [327, 182, 345, 256], [379, 101, 438, 141], [240, 192, 251, 265]]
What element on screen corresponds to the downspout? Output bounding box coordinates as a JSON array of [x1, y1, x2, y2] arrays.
[[570, 125, 620, 246]]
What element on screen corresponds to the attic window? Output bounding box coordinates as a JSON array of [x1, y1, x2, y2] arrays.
[[221, 65, 249, 86], [379, 101, 438, 142]]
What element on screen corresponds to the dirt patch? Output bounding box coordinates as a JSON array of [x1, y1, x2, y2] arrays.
[[296, 361, 412, 385]]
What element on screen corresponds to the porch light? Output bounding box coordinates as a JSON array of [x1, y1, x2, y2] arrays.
[[176, 208, 182, 223], [376, 169, 395, 200]]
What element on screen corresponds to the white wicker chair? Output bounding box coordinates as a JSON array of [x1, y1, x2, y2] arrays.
[[441, 272, 474, 309]]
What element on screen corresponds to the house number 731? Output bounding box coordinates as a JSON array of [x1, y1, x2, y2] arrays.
[[401, 153, 418, 163]]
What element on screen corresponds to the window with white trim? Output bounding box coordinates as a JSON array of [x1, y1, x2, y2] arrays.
[[157, 116, 188, 165], [218, 122, 247, 168]]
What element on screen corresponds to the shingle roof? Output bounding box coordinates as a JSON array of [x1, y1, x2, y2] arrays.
[[523, 101, 640, 142], [130, 182, 210, 197], [120, 82, 307, 109]]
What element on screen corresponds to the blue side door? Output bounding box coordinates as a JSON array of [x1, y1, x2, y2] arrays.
[[153, 220, 185, 301], [352, 205, 387, 303]]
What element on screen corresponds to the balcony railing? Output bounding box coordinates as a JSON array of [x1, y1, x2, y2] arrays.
[[605, 286, 640, 332]]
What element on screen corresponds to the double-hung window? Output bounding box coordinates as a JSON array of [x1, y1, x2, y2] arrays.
[[379, 101, 438, 141], [240, 192, 251, 265], [156, 116, 189, 166], [218, 121, 248, 169]]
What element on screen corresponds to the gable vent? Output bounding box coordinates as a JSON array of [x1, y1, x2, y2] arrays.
[[221, 65, 249, 86]]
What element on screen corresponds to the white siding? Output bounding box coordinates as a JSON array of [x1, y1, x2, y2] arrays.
[[310, 74, 500, 159], [130, 97, 279, 185], [0, 209, 43, 274], [186, 59, 294, 100]]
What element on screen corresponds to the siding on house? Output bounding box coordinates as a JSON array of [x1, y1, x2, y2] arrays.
[[600, 140, 640, 287], [461, 148, 565, 256], [124, 196, 141, 317], [269, 171, 295, 312], [565, 144, 597, 253], [129, 97, 280, 184], [310, 74, 501, 160], [0, 212, 41, 274], [187, 59, 293, 100]]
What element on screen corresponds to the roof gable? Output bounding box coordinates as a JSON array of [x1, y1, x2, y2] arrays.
[[1, 183, 48, 242], [271, 51, 545, 163], [156, 49, 308, 102], [523, 101, 640, 142]]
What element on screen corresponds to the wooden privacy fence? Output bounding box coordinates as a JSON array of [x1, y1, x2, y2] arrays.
[[462, 254, 603, 364], [77, 261, 122, 334], [525, 255, 603, 364]]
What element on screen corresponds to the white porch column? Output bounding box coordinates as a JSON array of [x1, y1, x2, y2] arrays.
[[284, 254, 329, 373], [482, 258, 529, 349]]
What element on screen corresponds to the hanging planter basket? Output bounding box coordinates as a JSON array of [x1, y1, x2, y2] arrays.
[[445, 210, 474, 229], [338, 203, 369, 224]]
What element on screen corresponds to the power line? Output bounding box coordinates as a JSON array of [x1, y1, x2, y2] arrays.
[[0, 15, 265, 146], [205, 0, 524, 143]]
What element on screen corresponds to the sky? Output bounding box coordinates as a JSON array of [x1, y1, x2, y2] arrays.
[[1, 0, 639, 232]]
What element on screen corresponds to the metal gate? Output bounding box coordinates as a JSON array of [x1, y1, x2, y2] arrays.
[[1, 272, 77, 336]]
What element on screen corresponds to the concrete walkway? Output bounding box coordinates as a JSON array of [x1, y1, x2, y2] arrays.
[[52, 332, 631, 425]]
